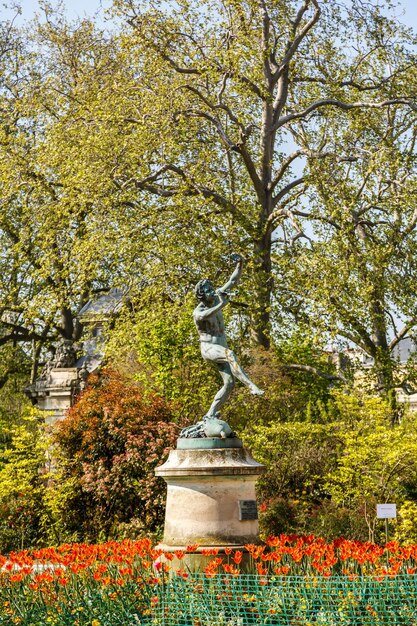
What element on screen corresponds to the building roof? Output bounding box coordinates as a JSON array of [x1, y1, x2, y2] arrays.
[[392, 337, 416, 363], [78, 288, 126, 322]]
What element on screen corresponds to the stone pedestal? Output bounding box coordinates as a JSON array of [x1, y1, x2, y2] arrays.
[[155, 440, 265, 549], [26, 368, 79, 425]]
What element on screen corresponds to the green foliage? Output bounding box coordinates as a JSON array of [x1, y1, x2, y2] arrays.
[[396, 500, 417, 545], [245, 392, 417, 542], [274, 334, 343, 421], [1, 0, 416, 368], [324, 394, 417, 542], [0, 346, 50, 552], [243, 419, 341, 538], [49, 369, 180, 542], [0, 345, 32, 447], [106, 293, 220, 423], [0, 406, 50, 552], [280, 96, 417, 398], [223, 347, 298, 429]]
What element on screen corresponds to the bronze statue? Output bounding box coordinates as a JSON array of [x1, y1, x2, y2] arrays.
[[180, 254, 264, 439]]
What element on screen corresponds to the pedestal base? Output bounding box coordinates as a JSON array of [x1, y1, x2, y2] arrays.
[[155, 444, 265, 547]]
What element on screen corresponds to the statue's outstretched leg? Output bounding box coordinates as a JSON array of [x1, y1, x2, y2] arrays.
[[206, 362, 235, 417], [201, 343, 264, 418], [225, 349, 264, 396]]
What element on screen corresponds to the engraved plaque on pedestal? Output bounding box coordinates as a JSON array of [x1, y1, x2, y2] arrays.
[[239, 500, 258, 521]]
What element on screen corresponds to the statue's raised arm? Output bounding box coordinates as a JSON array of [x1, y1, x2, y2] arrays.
[[217, 253, 244, 295]]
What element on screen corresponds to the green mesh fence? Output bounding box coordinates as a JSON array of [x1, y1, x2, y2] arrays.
[[148, 574, 417, 625]]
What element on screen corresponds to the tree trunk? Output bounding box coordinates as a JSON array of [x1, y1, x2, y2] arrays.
[[30, 339, 41, 384], [252, 232, 272, 349], [369, 285, 401, 421]]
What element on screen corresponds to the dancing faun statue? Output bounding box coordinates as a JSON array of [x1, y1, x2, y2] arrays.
[[180, 253, 264, 439]]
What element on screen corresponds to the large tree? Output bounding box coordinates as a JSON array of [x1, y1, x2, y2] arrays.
[[1, 1, 417, 398], [0, 11, 125, 377], [281, 101, 417, 402], [107, 0, 417, 349]]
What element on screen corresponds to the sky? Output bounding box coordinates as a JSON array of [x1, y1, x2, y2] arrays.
[[16, 0, 111, 20], [7, 0, 417, 25]]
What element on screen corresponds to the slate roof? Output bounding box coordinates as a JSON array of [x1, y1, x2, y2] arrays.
[[392, 337, 416, 363], [78, 288, 126, 321]]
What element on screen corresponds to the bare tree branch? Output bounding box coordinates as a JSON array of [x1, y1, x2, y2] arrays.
[[272, 177, 305, 208], [293, 63, 415, 91], [273, 98, 417, 132], [273, 0, 321, 83], [281, 362, 347, 383], [329, 296, 377, 356], [126, 164, 256, 234], [389, 321, 417, 352], [270, 149, 305, 192]]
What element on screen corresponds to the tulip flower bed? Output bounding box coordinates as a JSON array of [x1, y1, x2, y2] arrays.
[[1, 535, 417, 625]]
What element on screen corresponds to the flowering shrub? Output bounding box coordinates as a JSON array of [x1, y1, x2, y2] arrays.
[[49, 369, 180, 542], [2, 535, 417, 624]]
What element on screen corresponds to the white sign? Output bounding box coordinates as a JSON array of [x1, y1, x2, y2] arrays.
[[377, 503, 397, 519]]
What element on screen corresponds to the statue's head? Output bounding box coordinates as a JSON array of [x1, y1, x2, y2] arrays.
[[195, 279, 215, 302]]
